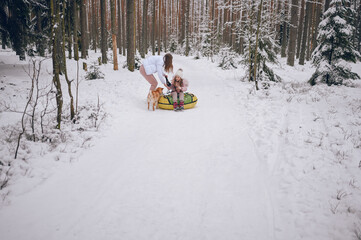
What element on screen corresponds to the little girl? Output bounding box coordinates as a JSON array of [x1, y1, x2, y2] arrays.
[[171, 68, 189, 110]]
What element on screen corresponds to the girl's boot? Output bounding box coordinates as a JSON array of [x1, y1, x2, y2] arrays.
[[173, 102, 179, 111], [179, 101, 184, 110]]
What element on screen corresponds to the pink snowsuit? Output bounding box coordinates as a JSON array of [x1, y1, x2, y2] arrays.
[[171, 78, 189, 102]]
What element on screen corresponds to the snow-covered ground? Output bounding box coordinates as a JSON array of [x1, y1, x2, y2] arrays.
[[0, 49, 360, 240]]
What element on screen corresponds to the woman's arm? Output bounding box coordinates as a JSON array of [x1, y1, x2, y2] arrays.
[[156, 64, 166, 84]]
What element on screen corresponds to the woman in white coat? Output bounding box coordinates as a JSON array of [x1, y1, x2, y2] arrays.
[[140, 53, 173, 91]]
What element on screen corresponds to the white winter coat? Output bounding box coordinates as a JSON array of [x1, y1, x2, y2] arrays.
[[142, 55, 167, 84]]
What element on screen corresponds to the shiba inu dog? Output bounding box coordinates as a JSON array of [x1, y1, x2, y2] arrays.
[[147, 87, 164, 111]]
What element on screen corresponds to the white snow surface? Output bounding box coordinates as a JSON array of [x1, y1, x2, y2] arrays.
[[0, 49, 361, 240]]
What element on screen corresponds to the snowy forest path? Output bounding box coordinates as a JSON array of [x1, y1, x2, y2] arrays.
[[0, 55, 274, 240]]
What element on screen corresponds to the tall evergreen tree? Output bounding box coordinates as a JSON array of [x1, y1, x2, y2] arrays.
[[309, 0, 361, 85], [31, 0, 49, 57], [2, 0, 30, 60], [241, 0, 281, 90]]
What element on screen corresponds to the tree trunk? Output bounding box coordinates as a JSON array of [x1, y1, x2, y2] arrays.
[[61, 0, 75, 121], [152, 0, 156, 55], [67, 0, 72, 59], [73, 0, 79, 61], [110, 0, 118, 70], [80, 0, 87, 58], [141, 0, 149, 58], [180, 1, 186, 45], [324, 0, 331, 12], [254, 0, 264, 91], [210, 0, 215, 54], [137, 0, 141, 53], [51, 0, 63, 129], [36, 7, 45, 56], [158, 0, 161, 55], [185, 0, 190, 56], [356, 6, 361, 52], [275, 0, 282, 46], [306, 1, 315, 61], [122, 0, 126, 56], [281, 0, 288, 58], [92, 0, 97, 52], [230, 0, 235, 48], [1, 32, 7, 49], [310, 0, 322, 53], [299, 0, 311, 65], [163, 0, 167, 52], [100, 0, 107, 64], [239, 8, 246, 54], [296, 0, 305, 59], [127, 0, 135, 71], [287, 0, 299, 66], [117, 0, 122, 54]]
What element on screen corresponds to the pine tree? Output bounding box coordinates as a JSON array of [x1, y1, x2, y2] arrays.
[[152, 0, 156, 55], [117, 0, 122, 54], [185, 0, 190, 56], [110, 0, 118, 70], [280, 0, 289, 58], [100, 0, 107, 64], [355, 1, 361, 52], [140, 0, 148, 58], [296, 0, 305, 59], [299, 0, 311, 65], [309, 0, 361, 86], [126, 0, 135, 71], [3, 0, 30, 60], [73, 0, 79, 61], [31, 0, 49, 57], [241, 0, 281, 89], [80, 0, 87, 58], [61, 0, 75, 121], [287, 0, 299, 66]]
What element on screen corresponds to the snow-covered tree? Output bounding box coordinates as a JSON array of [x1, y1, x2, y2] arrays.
[[309, 0, 361, 86], [199, 19, 213, 58], [218, 46, 238, 69], [240, 0, 281, 89]]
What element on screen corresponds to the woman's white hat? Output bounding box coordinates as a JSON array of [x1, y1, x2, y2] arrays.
[[175, 68, 183, 78]]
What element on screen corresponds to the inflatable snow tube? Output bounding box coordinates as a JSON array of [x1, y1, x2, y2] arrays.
[[158, 92, 198, 110]]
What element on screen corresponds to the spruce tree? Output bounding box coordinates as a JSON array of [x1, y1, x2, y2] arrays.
[[309, 0, 361, 86], [6, 0, 30, 60], [241, 0, 281, 89]]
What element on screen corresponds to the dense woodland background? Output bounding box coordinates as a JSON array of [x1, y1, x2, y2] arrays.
[[1, 0, 360, 65], [0, 0, 360, 128]]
